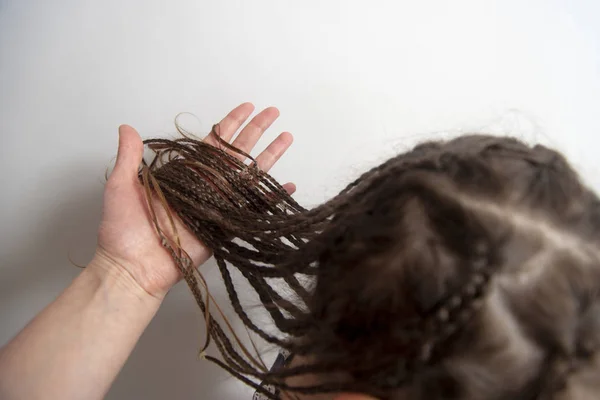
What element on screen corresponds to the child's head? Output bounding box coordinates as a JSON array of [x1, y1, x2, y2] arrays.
[[144, 132, 600, 399]]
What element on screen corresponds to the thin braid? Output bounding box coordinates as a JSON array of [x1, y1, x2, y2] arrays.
[[214, 256, 289, 347]]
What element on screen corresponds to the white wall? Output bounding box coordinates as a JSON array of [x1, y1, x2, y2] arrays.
[[1, 1, 599, 399]]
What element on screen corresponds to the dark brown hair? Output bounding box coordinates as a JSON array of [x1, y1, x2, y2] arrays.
[[140, 127, 600, 400]]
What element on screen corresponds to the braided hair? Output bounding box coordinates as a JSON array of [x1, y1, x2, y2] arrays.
[[140, 126, 600, 400]]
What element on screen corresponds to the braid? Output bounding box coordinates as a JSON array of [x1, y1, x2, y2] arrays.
[[139, 127, 600, 399]]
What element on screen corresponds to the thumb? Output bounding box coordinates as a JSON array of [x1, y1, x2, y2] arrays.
[[112, 124, 143, 181]]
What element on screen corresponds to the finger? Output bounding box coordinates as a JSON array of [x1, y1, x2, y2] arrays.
[[282, 182, 296, 195], [255, 131, 294, 172], [112, 124, 143, 181], [230, 107, 280, 159], [204, 102, 255, 146]]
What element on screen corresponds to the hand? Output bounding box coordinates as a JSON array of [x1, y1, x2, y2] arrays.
[[94, 103, 296, 300]]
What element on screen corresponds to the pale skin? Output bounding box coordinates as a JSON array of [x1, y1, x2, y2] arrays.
[[0, 103, 376, 400]]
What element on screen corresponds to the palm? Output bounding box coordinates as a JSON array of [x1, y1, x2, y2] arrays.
[[96, 103, 295, 298]]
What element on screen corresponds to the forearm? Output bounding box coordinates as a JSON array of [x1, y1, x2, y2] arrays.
[[0, 255, 163, 400]]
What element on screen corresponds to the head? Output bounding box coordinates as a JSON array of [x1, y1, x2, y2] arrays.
[[143, 131, 600, 400]]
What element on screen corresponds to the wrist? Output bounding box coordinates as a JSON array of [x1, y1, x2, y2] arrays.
[[88, 250, 166, 306]]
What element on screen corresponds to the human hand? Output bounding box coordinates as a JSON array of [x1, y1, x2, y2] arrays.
[[93, 103, 296, 300]]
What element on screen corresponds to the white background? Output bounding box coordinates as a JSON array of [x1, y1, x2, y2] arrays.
[[1, 1, 599, 399]]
